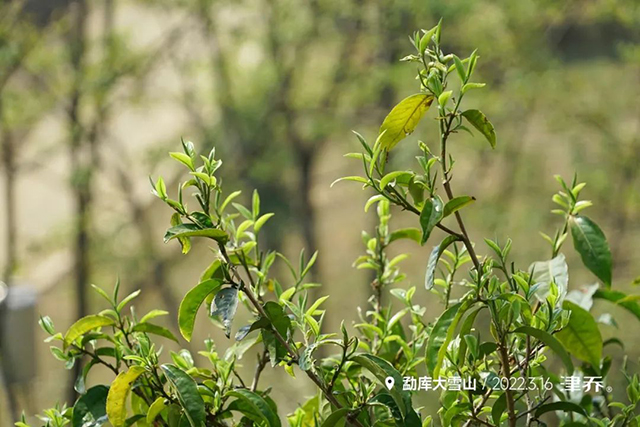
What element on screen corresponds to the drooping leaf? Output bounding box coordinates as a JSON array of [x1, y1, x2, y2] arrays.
[[556, 300, 603, 369], [569, 215, 612, 287], [529, 254, 569, 303], [164, 224, 229, 245], [389, 228, 422, 244], [210, 287, 239, 338], [161, 364, 206, 427], [593, 289, 640, 322], [64, 315, 116, 349], [379, 171, 414, 189], [131, 322, 179, 343], [178, 279, 222, 341], [378, 94, 434, 151], [235, 316, 270, 341], [226, 389, 281, 427], [442, 196, 475, 218], [73, 385, 109, 427], [419, 197, 444, 245], [425, 235, 462, 290], [106, 366, 146, 427], [514, 326, 573, 374], [461, 109, 496, 148]]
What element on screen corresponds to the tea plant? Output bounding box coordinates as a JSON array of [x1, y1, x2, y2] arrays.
[[23, 22, 640, 427]]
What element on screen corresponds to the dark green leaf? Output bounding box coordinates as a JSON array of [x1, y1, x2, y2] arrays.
[[161, 364, 206, 427], [73, 385, 109, 427], [491, 393, 506, 425], [425, 235, 462, 290], [569, 215, 612, 287], [178, 279, 222, 341], [320, 408, 350, 427], [262, 302, 292, 366], [593, 289, 640, 322], [426, 301, 472, 377], [535, 401, 587, 418], [419, 197, 444, 245], [226, 389, 281, 427]]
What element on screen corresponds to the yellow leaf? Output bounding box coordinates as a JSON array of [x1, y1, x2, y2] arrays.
[[379, 94, 434, 151], [63, 315, 115, 349], [107, 366, 146, 427]]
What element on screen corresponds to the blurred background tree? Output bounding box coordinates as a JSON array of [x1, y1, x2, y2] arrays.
[[0, 0, 639, 424]]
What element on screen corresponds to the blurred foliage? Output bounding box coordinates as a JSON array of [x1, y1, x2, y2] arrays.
[[0, 0, 639, 424]]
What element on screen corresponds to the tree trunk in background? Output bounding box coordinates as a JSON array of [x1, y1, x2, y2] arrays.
[[67, 0, 88, 403], [1, 103, 16, 284], [296, 146, 318, 260]]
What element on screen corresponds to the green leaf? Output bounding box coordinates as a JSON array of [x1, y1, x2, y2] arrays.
[[140, 309, 169, 323], [351, 354, 419, 424], [593, 289, 640, 322], [529, 254, 569, 303], [452, 55, 466, 82], [380, 171, 413, 190], [425, 235, 462, 290], [569, 215, 612, 287], [514, 326, 573, 374], [164, 224, 229, 245], [161, 364, 206, 427], [226, 389, 281, 427], [389, 228, 422, 244], [419, 197, 444, 245], [64, 315, 116, 349], [107, 366, 146, 427], [426, 301, 472, 377], [556, 300, 603, 369], [535, 401, 587, 418], [378, 94, 434, 151], [209, 287, 239, 338], [261, 302, 292, 366], [442, 196, 475, 218], [491, 393, 507, 426], [73, 385, 109, 427], [320, 408, 350, 427], [461, 109, 496, 148], [178, 279, 222, 341], [254, 213, 275, 233], [146, 397, 167, 424], [131, 322, 179, 343]]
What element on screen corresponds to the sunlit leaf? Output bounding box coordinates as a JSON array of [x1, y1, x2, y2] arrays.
[[378, 94, 434, 151]]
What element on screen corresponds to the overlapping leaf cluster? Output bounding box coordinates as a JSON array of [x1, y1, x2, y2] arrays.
[[22, 22, 640, 427]]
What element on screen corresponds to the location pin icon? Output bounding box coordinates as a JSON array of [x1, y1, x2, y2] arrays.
[[385, 376, 395, 390]]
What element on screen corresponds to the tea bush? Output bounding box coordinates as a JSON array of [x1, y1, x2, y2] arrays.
[[21, 23, 640, 427]]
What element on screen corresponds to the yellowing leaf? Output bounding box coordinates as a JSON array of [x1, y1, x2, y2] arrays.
[[63, 315, 115, 349], [106, 366, 146, 427], [378, 94, 434, 151]]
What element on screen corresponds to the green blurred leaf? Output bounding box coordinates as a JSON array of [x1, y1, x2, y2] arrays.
[[146, 397, 167, 424], [535, 401, 587, 418], [425, 235, 462, 290], [131, 322, 179, 343], [389, 228, 422, 244], [593, 289, 640, 322]]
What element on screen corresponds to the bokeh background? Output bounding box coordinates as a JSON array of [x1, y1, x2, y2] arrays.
[[0, 0, 639, 424]]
